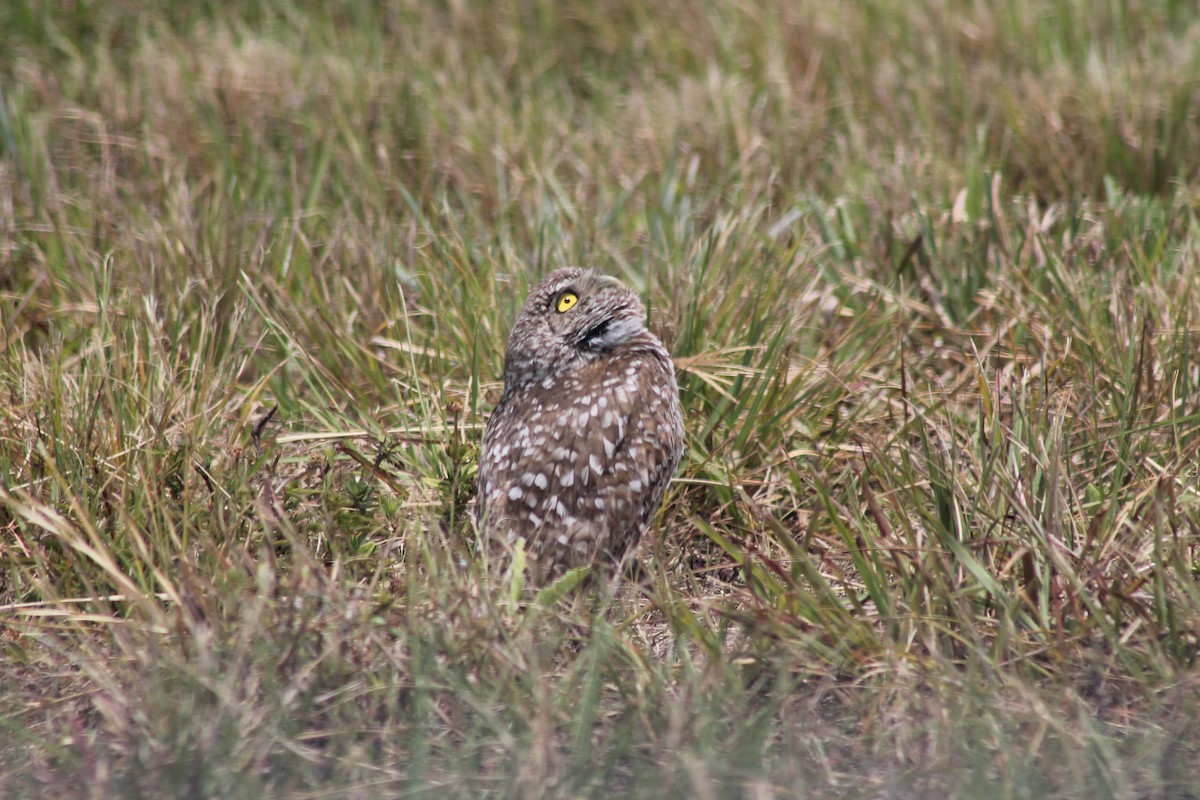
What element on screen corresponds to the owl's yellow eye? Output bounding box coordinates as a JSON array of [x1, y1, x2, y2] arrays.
[[556, 292, 578, 313]]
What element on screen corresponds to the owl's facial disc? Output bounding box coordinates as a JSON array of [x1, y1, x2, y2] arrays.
[[549, 275, 642, 353]]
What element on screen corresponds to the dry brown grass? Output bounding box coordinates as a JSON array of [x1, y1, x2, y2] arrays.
[[4, 1, 1200, 797]]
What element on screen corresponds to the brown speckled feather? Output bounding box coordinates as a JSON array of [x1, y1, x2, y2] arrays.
[[477, 268, 684, 582]]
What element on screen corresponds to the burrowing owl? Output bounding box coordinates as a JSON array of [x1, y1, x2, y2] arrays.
[[477, 267, 684, 582]]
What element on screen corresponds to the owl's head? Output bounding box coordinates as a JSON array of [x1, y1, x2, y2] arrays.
[[501, 267, 652, 389]]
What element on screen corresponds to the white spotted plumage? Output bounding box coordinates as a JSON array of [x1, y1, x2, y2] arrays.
[[476, 267, 685, 582]]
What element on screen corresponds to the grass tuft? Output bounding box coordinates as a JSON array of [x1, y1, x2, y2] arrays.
[[5, 1, 1200, 796]]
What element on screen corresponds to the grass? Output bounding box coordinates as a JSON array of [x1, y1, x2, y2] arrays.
[[3, 0, 1200, 796]]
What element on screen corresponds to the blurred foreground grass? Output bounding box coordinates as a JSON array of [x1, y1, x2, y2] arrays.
[[3, 1, 1200, 797]]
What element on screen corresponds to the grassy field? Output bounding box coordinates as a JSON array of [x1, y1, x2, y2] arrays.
[[4, 0, 1200, 796]]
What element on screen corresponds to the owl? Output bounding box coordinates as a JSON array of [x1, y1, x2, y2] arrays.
[[476, 267, 685, 583]]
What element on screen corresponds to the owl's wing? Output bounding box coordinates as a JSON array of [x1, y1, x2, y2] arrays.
[[475, 351, 682, 578], [537, 354, 682, 570]]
